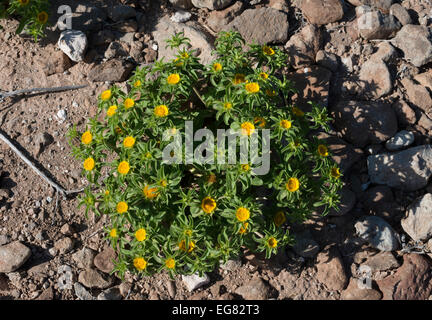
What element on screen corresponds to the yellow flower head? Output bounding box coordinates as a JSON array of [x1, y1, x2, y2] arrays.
[[262, 45, 275, 56], [118, 161, 130, 175], [233, 73, 246, 85], [318, 144, 329, 157], [167, 73, 180, 85], [292, 106, 305, 117], [160, 179, 168, 187], [124, 98, 135, 109], [154, 104, 169, 117], [259, 72, 269, 80], [223, 102, 232, 110], [331, 167, 341, 179], [173, 58, 183, 67], [241, 164, 250, 172], [274, 211, 286, 227], [165, 258, 175, 269], [201, 196, 217, 214], [101, 90, 111, 101], [181, 52, 189, 59], [213, 63, 222, 72], [107, 105, 117, 117], [236, 207, 250, 222], [116, 201, 128, 214], [241, 122, 255, 136], [123, 136, 135, 148], [83, 157, 95, 171], [135, 228, 147, 242], [286, 177, 300, 192], [280, 120, 292, 129], [133, 80, 142, 88], [37, 11, 48, 24], [245, 82, 260, 94], [143, 185, 159, 199], [265, 89, 277, 97], [254, 117, 266, 128], [19, 0, 29, 5], [81, 131, 92, 145], [179, 239, 195, 253], [239, 222, 249, 234], [184, 229, 193, 237], [109, 228, 117, 238], [207, 174, 217, 184], [267, 237, 278, 248], [133, 257, 147, 271]]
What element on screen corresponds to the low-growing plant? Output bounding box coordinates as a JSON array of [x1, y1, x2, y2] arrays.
[[68, 31, 342, 278], [1, 0, 50, 40]]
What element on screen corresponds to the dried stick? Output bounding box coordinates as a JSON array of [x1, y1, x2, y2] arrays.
[[0, 84, 87, 101], [0, 131, 84, 197]]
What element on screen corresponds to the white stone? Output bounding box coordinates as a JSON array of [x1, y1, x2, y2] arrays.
[[171, 10, 192, 23], [58, 30, 88, 62], [182, 273, 210, 292]]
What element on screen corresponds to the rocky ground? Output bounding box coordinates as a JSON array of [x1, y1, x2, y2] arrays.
[[1, 0, 432, 300]]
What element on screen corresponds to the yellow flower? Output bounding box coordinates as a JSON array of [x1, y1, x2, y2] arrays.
[[116, 201, 128, 214], [124, 98, 135, 109], [160, 179, 168, 187], [331, 167, 341, 179], [207, 174, 217, 184], [165, 258, 175, 269], [318, 144, 329, 157], [107, 105, 117, 117], [265, 89, 277, 97], [286, 177, 300, 192], [213, 63, 222, 72], [233, 73, 246, 85], [37, 11, 48, 24], [274, 211, 286, 227], [267, 237, 278, 248], [133, 80, 142, 88], [83, 157, 95, 171], [254, 117, 266, 128], [101, 90, 111, 101], [154, 104, 169, 117], [167, 73, 180, 85], [245, 82, 260, 94], [179, 239, 195, 253], [292, 106, 305, 117], [184, 229, 193, 237], [241, 122, 255, 136], [18, 0, 29, 5], [239, 222, 249, 234], [241, 164, 250, 172], [109, 228, 117, 238], [118, 161, 130, 174], [133, 257, 147, 271], [262, 45, 275, 56], [236, 207, 250, 222], [259, 72, 269, 80], [123, 136, 135, 148], [173, 58, 183, 67], [104, 190, 110, 196], [223, 102, 232, 110], [143, 185, 159, 199], [81, 131, 92, 145], [145, 152, 152, 159], [135, 228, 147, 242], [280, 120, 292, 129], [201, 196, 216, 214], [181, 52, 189, 59]]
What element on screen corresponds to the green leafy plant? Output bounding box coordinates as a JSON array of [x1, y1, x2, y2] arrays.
[[68, 31, 342, 278], [1, 0, 50, 40]]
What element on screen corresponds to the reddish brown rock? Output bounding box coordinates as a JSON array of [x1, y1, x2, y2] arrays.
[[207, 1, 244, 32], [289, 66, 331, 111], [316, 246, 348, 291], [94, 246, 117, 274], [376, 254, 432, 300], [301, 0, 344, 25], [286, 24, 322, 68], [341, 278, 382, 300], [401, 78, 432, 118]]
